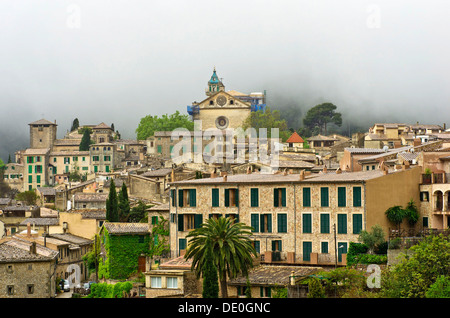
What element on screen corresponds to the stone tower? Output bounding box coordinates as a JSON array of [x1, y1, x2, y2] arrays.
[[29, 119, 57, 149]]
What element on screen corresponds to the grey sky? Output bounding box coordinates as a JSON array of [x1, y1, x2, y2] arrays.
[[1, 0, 449, 161]]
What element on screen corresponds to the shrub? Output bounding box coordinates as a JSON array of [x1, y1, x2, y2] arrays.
[[426, 276, 450, 298]]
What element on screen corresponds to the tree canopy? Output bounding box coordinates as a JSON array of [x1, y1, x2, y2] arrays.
[[241, 107, 290, 141], [303, 103, 342, 135], [106, 180, 119, 222], [135, 111, 194, 140], [71, 118, 80, 132], [79, 128, 92, 151]]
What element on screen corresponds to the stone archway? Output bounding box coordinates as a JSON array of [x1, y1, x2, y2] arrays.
[[434, 190, 443, 212]]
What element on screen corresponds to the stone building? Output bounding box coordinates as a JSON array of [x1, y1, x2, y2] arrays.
[[168, 165, 421, 265], [0, 237, 58, 298]]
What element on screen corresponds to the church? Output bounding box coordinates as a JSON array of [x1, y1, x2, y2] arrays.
[[187, 68, 267, 131]]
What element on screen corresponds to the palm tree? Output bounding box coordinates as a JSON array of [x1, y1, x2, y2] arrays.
[[184, 217, 257, 298]]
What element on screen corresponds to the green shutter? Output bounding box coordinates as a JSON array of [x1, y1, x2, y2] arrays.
[[235, 189, 239, 207], [178, 214, 184, 231], [353, 187, 362, 207], [267, 214, 272, 233], [28, 175, 32, 183], [28, 165, 32, 173], [179, 238, 186, 251], [277, 214, 287, 233], [281, 188, 286, 207], [171, 190, 176, 207], [338, 214, 347, 234], [303, 187, 311, 207], [212, 189, 219, 207], [178, 189, 184, 207], [251, 214, 259, 232], [194, 214, 202, 229], [189, 189, 196, 207], [321, 187, 329, 207], [36, 175, 41, 184], [302, 214, 312, 233], [353, 214, 363, 234], [321, 242, 328, 254], [338, 242, 348, 262], [157, 145, 162, 153], [273, 188, 279, 207], [260, 214, 265, 233], [254, 241, 260, 254], [338, 187, 346, 207], [251, 188, 259, 207], [303, 242, 312, 261], [224, 189, 230, 207], [320, 214, 330, 234]]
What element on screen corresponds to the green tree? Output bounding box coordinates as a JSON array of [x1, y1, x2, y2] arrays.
[[385, 205, 405, 231], [15, 190, 38, 205], [136, 111, 194, 140], [404, 199, 420, 226], [303, 103, 342, 135], [184, 217, 257, 298], [307, 277, 326, 298], [7, 154, 12, 164], [71, 118, 80, 132], [358, 225, 386, 254], [202, 240, 219, 298], [241, 107, 290, 141], [79, 128, 92, 151], [245, 277, 252, 298], [425, 275, 450, 298], [381, 234, 450, 298], [106, 179, 119, 222], [128, 200, 148, 223], [118, 183, 130, 222]]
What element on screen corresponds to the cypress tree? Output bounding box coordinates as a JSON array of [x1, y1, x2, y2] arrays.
[[79, 129, 91, 151], [118, 182, 130, 222], [106, 179, 119, 222], [202, 242, 219, 298]]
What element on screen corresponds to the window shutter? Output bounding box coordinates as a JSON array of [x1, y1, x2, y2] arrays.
[[277, 214, 287, 233], [194, 214, 202, 229], [338, 214, 347, 234], [353, 214, 363, 234], [189, 189, 196, 207], [212, 189, 219, 207], [260, 214, 265, 233], [303, 214, 312, 233], [281, 188, 286, 207], [267, 214, 272, 233], [303, 188, 311, 207], [321, 187, 329, 207], [251, 188, 259, 207], [273, 188, 279, 207], [178, 190, 184, 207], [303, 242, 312, 261], [321, 242, 329, 254], [179, 238, 186, 251], [171, 190, 176, 207], [235, 189, 239, 207], [224, 189, 230, 207], [251, 214, 259, 232], [320, 214, 330, 234], [178, 214, 184, 231], [353, 187, 362, 207], [338, 187, 346, 207]]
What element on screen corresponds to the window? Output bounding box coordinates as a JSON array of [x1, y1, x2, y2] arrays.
[[321, 242, 329, 254], [353, 186, 362, 207], [303, 241, 312, 261], [157, 145, 162, 153], [251, 214, 259, 232], [302, 187, 311, 207], [302, 213, 312, 233], [250, 188, 259, 207], [179, 238, 186, 253], [36, 175, 41, 184], [73, 157, 78, 161], [260, 214, 272, 233], [64, 157, 70, 164], [28, 165, 32, 174], [252, 240, 260, 254], [274, 188, 286, 207], [7, 285, 14, 295], [104, 156, 111, 161], [167, 277, 178, 289], [151, 216, 159, 225], [337, 187, 346, 207], [320, 213, 330, 234], [171, 190, 176, 207], [28, 175, 32, 183], [178, 214, 202, 231], [272, 240, 282, 252], [277, 214, 287, 233], [178, 189, 196, 207], [422, 216, 429, 228], [151, 277, 162, 288], [211, 189, 219, 207], [27, 284, 34, 295], [225, 188, 239, 207], [320, 187, 329, 207], [353, 214, 363, 234], [337, 214, 347, 234], [260, 287, 271, 298], [420, 191, 429, 202]]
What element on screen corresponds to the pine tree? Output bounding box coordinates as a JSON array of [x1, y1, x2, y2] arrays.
[[106, 179, 119, 222], [71, 118, 80, 132], [79, 129, 91, 151]]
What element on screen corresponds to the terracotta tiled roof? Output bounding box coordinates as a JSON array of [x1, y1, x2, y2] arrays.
[[0, 238, 58, 262], [103, 222, 149, 235], [286, 132, 304, 143], [93, 122, 111, 130], [20, 218, 59, 226]]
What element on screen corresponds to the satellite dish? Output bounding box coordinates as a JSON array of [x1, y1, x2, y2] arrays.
[[383, 146, 389, 152]]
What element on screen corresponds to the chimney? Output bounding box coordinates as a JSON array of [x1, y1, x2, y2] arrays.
[[299, 170, 305, 181], [336, 167, 342, 174], [30, 242, 36, 255], [283, 169, 288, 176], [27, 223, 31, 238], [246, 166, 252, 174], [211, 169, 217, 178], [322, 165, 328, 174], [223, 174, 227, 182]]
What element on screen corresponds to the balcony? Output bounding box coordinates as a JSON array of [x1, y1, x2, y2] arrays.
[[421, 172, 448, 184]]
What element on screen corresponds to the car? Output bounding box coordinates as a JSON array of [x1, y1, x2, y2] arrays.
[[83, 281, 96, 292], [63, 280, 70, 292]]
